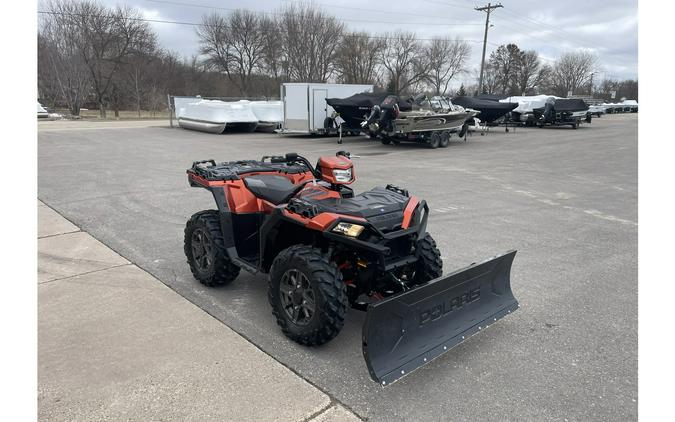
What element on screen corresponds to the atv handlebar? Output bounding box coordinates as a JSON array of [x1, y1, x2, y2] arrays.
[[261, 153, 320, 178], [261, 151, 356, 178]]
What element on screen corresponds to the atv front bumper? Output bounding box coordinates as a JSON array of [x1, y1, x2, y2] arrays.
[[323, 200, 429, 272]]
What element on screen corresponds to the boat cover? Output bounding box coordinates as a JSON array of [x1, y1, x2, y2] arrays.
[[326, 93, 414, 112], [451, 96, 518, 122], [500, 95, 557, 114], [476, 94, 509, 102], [551, 98, 588, 112], [326, 93, 414, 130], [249, 101, 283, 123], [178, 100, 259, 124]]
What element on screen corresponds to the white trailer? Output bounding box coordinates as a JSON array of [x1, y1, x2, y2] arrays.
[[281, 83, 373, 134]]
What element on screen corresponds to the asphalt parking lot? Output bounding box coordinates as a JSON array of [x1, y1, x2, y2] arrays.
[[38, 114, 637, 421]]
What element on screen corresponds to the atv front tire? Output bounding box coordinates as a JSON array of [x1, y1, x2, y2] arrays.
[[414, 233, 443, 284], [268, 245, 347, 346], [184, 210, 240, 287]]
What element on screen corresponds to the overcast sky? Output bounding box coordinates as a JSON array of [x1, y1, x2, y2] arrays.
[[89, 0, 638, 88]]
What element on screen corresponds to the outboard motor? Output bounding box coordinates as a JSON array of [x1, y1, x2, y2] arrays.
[[543, 97, 555, 122]]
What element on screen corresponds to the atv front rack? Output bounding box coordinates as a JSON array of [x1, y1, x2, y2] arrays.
[[362, 250, 518, 385]]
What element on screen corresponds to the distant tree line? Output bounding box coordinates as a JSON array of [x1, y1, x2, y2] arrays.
[[194, 5, 473, 97], [38, 0, 637, 117], [473, 43, 638, 100]]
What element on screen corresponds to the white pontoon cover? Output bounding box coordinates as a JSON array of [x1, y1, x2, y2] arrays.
[[178, 99, 259, 124], [249, 101, 283, 123]]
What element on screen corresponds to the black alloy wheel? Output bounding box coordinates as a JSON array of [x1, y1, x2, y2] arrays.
[[191, 228, 213, 272], [279, 269, 316, 326]]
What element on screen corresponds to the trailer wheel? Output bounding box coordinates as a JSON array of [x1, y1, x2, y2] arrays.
[[413, 233, 443, 284], [269, 245, 347, 346], [428, 132, 441, 149], [439, 131, 450, 148], [184, 210, 240, 287]]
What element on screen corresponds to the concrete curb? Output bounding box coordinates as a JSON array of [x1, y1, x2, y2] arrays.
[[38, 200, 361, 421]]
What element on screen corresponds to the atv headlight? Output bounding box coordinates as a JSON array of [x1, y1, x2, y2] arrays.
[[332, 222, 364, 237], [332, 168, 352, 183]]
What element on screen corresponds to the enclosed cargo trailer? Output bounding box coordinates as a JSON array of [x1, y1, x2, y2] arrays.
[[281, 83, 373, 135]]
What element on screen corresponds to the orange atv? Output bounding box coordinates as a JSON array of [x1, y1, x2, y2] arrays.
[[185, 152, 518, 385]]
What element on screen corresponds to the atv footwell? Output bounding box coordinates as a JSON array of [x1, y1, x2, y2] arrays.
[[362, 250, 518, 385]]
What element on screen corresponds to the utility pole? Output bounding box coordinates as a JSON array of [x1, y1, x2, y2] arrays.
[[589, 72, 595, 97], [475, 2, 503, 94]]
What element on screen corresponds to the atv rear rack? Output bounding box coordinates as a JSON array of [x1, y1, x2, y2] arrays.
[[189, 159, 311, 181]]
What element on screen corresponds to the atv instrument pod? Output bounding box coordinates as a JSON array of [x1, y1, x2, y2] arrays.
[[316, 155, 355, 185]]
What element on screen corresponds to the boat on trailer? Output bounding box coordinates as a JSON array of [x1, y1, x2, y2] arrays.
[[364, 95, 478, 148]]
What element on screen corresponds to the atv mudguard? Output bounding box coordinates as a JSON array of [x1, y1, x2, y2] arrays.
[[362, 250, 518, 385]]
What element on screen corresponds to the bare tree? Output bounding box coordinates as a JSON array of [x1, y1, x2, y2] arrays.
[[334, 32, 385, 84], [550, 51, 598, 96], [425, 37, 471, 96], [197, 10, 267, 96], [122, 48, 159, 117], [488, 43, 523, 94], [43, 1, 155, 117], [597, 78, 638, 102], [39, 3, 92, 115], [380, 32, 429, 94], [514, 50, 543, 94], [279, 3, 344, 82], [479, 63, 500, 95], [259, 15, 286, 84]]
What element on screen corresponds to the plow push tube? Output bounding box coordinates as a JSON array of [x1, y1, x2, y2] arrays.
[[362, 250, 518, 386]]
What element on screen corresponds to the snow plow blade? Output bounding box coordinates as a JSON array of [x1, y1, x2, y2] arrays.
[[362, 250, 518, 386]]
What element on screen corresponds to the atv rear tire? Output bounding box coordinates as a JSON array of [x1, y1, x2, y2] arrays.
[[413, 233, 443, 284], [268, 245, 347, 346], [184, 210, 240, 287]]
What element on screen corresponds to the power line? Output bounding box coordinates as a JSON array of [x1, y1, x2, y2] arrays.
[[37, 10, 489, 43], [429, 0, 605, 50], [499, 8, 599, 48], [419, 0, 475, 11], [281, 0, 484, 24], [145, 0, 484, 27]]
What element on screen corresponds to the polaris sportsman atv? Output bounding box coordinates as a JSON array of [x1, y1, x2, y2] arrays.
[[184, 151, 518, 385]]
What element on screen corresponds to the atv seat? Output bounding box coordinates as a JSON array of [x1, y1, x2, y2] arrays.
[[243, 175, 302, 205]]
